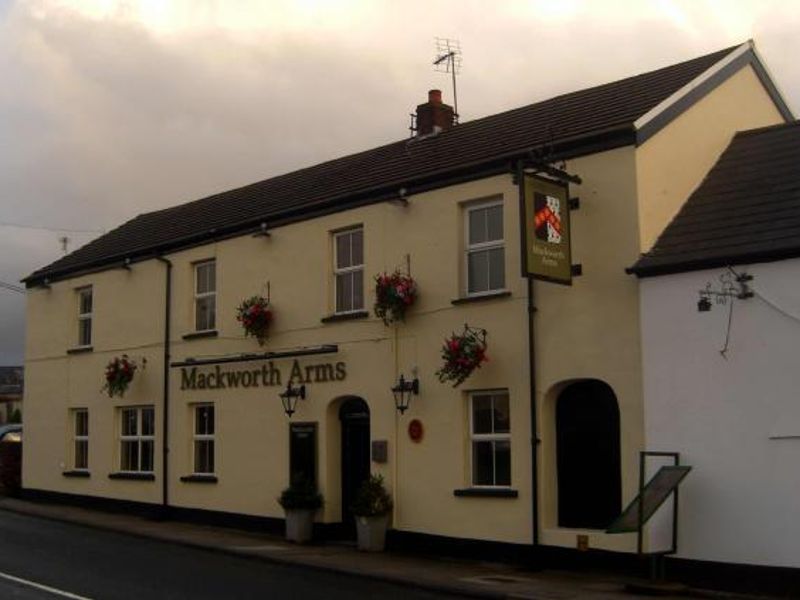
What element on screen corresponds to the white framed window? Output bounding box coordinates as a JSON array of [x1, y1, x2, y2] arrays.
[[470, 390, 511, 487], [192, 404, 215, 475], [77, 287, 93, 346], [194, 260, 216, 331], [465, 200, 505, 295], [333, 228, 364, 313], [120, 406, 155, 473], [72, 409, 88, 471]]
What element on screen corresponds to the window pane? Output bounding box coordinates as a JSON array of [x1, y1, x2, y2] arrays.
[[194, 440, 214, 474], [469, 208, 487, 245], [121, 441, 139, 471], [196, 406, 214, 435], [79, 319, 92, 346], [336, 233, 350, 269], [495, 441, 511, 485], [75, 440, 88, 470], [140, 440, 154, 472], [122, 409, 137, 436], [75, 411, 88, 437], [80, 290, 92, 314], [336, 272, 353, 313], [472, 441, 494, 486], [206, 262, 216, 293], [472, 395, 492, 434], [493, 394, 510, 433], [467, 250, 489, 294], [141, 408, 155, 436], [350, 230, 363, 267], [486, 205, 503, 242], [196, 262, 215, 294], [488, 247, 505, 291], [195, 296, 215, 331], [352, 269, 364, 310]]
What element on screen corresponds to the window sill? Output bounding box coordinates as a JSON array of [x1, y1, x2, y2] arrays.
[[108, 472, 155, 481], [321, 310, 369, 323], [182, 330, 218, 341], [451, 290, 512, 305], [62, 470, 90, 478], [180, 474, 218, 484], [453, 488, 518, 498], [67, 346, 93, 355]]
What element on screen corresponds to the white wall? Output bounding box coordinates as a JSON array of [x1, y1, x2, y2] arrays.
[[641, 258, 800, 568]]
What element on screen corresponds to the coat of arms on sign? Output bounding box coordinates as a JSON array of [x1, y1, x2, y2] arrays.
[[534, 192, 562, 244]]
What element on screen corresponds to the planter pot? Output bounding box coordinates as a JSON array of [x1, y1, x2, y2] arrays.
[[355, 513, 389, 552], [284, 508, 315, 544]]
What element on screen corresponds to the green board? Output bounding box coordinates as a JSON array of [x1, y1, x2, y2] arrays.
[[606, 465, 691, 534]]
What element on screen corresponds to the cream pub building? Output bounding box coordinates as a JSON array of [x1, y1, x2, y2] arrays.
[[22, 42, 792, 559]]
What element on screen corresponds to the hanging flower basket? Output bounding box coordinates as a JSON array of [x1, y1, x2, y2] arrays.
[[236, 295, 273, 345], [103, 355, 138, 398], [436, 325, 488, 387], [374, 271, 417, 325]]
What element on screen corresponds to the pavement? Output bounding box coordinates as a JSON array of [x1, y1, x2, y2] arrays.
[[0, 497, 764, 600]]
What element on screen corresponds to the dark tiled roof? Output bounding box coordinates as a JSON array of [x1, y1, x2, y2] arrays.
[[28, 46, 739, 284], [630, 121, 800, 277]]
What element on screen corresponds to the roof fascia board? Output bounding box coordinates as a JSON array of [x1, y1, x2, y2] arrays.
[[635, 42, 793, 146], [628, 247, 800, 278]]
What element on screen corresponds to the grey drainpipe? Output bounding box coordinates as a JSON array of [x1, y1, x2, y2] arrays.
[[156, 256, 172, 516]]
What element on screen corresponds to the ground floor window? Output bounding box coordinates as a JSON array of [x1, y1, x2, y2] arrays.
[[120, 406, 154, 473], [193, 404, 214, 474], [72, 408, 88, 470], [470, 390, 511, 486]]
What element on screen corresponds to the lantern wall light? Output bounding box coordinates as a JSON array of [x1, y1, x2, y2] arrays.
[[279, 382, 306, 418], [392, 373, 420, 414]]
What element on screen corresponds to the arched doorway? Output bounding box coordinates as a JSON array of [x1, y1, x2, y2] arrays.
[[556, 380, 621, 529], [339, 397, 370, 534]]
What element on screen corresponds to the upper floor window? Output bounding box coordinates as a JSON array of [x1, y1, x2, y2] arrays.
[[77, 287, 93, 347], [470, 390, 511, 487], [334, 228, 364, 313], [194, 260, 216, 331], [466, 201, 505, 295]]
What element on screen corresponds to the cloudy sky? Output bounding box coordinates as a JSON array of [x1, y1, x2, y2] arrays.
[[1, 0, 799, 365]]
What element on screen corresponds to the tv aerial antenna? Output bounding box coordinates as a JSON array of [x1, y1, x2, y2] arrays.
[[433, 38, 462, 123]]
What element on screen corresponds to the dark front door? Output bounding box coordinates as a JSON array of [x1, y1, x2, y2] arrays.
[[289, 422, 317, 487], [340, 397, 370, 535], [556, 380, 622, 529]]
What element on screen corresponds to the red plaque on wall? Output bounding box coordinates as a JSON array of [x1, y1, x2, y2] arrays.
[[408, 419, 424, 443]]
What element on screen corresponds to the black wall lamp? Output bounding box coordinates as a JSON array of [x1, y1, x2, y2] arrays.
[[392, 373, 419, 414], [279, 382, 305, 417]]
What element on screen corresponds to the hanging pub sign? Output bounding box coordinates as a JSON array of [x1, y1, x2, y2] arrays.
[[520, 174, 573, 285]]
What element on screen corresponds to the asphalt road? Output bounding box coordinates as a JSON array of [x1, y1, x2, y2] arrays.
[[0, 511, 456, 599]]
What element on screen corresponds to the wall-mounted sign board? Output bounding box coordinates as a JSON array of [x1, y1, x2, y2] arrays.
[[520, 174, 573, 285]]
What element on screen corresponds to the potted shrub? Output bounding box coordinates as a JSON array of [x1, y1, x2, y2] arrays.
[[351, 474, 393, 552], [278, 479, 323, 544]]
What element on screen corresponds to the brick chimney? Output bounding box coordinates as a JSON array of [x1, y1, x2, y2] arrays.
[[415, 89, 455, 136]]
